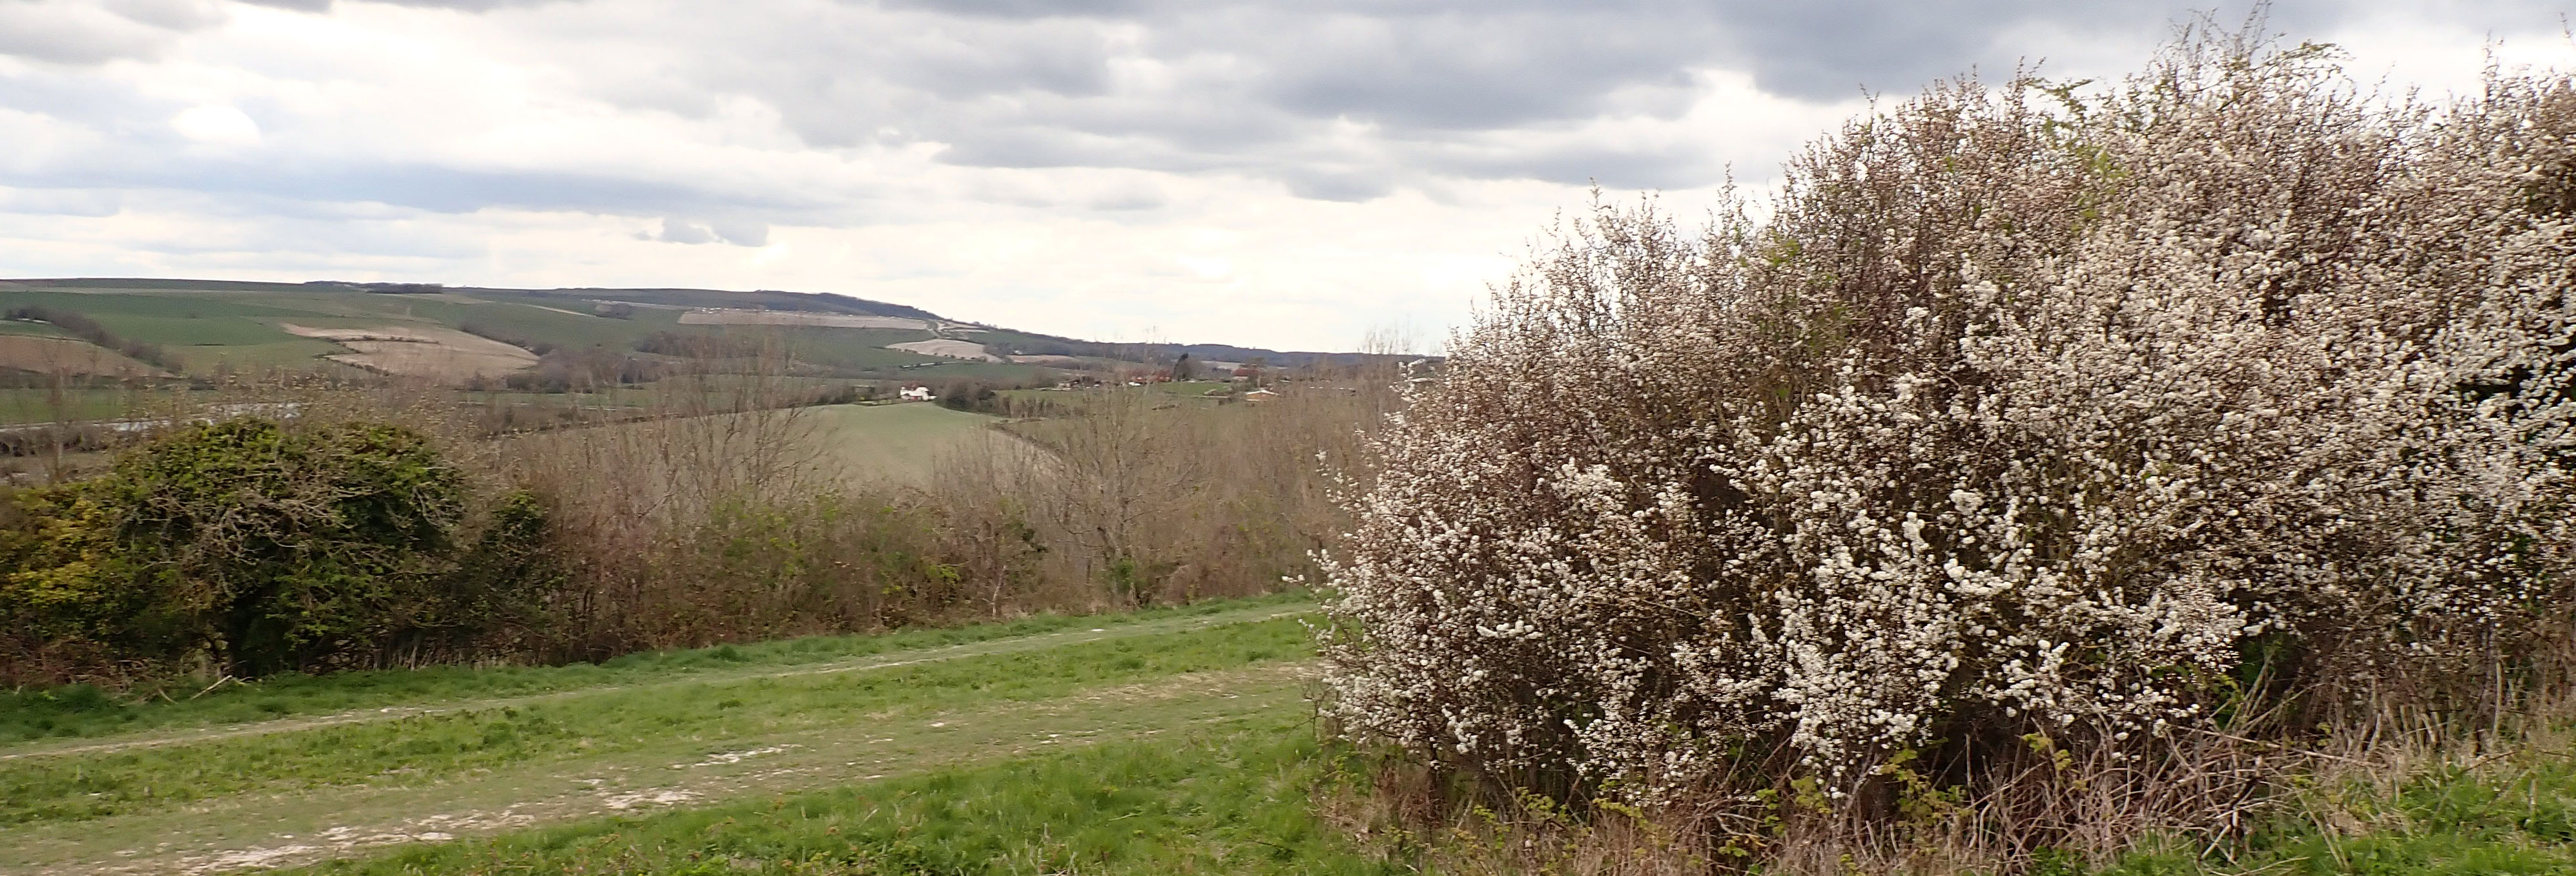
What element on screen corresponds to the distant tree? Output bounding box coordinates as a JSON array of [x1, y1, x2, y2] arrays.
[[936, 379, 998, 412], [459, 321, 558, 355], [1171, 353, 1195, 381], [634, 331, 758, 359]]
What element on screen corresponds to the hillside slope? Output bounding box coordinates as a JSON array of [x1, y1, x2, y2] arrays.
[[0, 278, 1393, 386]]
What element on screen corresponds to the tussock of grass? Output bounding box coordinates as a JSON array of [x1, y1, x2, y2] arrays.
[[0, 593, 1308, 746], [0, 614, 1314, 826], [2099, 738, 2576, 876], [291, 716, 1394, 876]]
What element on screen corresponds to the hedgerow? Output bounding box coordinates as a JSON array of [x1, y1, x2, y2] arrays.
[[1319, 35, 2576, 866]]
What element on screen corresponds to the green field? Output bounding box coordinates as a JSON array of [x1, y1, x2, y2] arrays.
[[0, 386, 196, 424], [803, 402, 1008, 484], [0, 281, 1058, 386]]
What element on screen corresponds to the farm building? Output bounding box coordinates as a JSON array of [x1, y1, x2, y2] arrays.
[[898, 386, 935, 402]]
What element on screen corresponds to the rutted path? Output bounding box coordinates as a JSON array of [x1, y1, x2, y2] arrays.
[[0, 605, 1318, 875], [1, 604, 1310, 764]]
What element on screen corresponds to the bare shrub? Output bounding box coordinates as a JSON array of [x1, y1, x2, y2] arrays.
[[500, 338, 1373, 656], [945, 383, 1381, 612], [1320, 32, 2576, 870], [500, 346, 841, 654]]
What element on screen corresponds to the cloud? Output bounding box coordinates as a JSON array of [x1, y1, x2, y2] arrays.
[[648, 216, 767, 246], [0, 187, 122, 218], [103, 0, 228, 31], [649, 217, 716, 244], [0, 0, 203, 64], [169, 104, 261, 145], [533, 0, 2515, 203], [708, 217, 768, 246], [236, 0, 566, 11], [0, 0, 2570, 350]]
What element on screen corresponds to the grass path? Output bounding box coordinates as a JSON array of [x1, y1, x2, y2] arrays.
[[0, 602, 1310, 762], [0, 602, 1320, 875]]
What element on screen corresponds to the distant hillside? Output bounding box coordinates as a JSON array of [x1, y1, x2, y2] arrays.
[[0, 277, 1404, 385]]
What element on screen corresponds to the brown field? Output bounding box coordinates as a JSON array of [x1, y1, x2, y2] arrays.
[[676, 309, 930, 329], [0, 335, 172, 377], [280, 324, 538, 381], [887, 339, 1002, 361]]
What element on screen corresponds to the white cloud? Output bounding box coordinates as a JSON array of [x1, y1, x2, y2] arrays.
[[169, 103, 260, 143], [0, 0, 2567, 351]]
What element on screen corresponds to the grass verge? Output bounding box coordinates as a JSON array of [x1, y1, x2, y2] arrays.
[[0, 614, 1313, 826], [287, 714, 1396, 876], [0, 592, 1310, 746]]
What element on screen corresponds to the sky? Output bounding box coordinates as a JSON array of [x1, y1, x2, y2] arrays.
[[0, 1, 2570, 352]]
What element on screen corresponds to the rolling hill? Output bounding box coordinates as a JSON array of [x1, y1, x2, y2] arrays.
[[0, 277, 1396, 388]]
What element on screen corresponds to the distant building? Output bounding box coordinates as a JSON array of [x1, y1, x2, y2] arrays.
[[899, 386, 935, 402]]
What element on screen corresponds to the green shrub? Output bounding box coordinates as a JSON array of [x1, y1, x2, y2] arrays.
[[0, 418, 559, 680]]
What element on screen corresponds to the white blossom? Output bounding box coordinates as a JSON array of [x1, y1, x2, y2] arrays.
[[1317, 41, 2576, 813]]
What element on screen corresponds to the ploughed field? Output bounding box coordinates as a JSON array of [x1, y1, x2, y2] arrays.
[[0, 596, 1378, 875]]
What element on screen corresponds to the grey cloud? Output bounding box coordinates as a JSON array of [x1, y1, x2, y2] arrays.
[[657, 0, 2218, 198], [101, 0, 226, 31], [844, 0, 2573, 191], [500, 0, 2576, 208], [4, 144, 827, 221], [0, 3, 180, 64], [1280, 167, 1396, 202], [709, 218, 769, 246], [875, 0, 1159, 17], [236, 0, 563, 11], [244, 165, 814, 217], [1410, 141, 1722, 192], [1702, 0, 2105, 100], [1233, 8, 1720, 130], [882, 17, 1120, 99], [0, 0, 235, 65], [10, 0, 2569, 226], [650, 217, 717, 244], [647, 217, 769, 246]]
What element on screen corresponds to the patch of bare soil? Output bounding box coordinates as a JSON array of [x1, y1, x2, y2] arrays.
[[278, 324, 537, 381], [887, 339, 1002, 361]]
